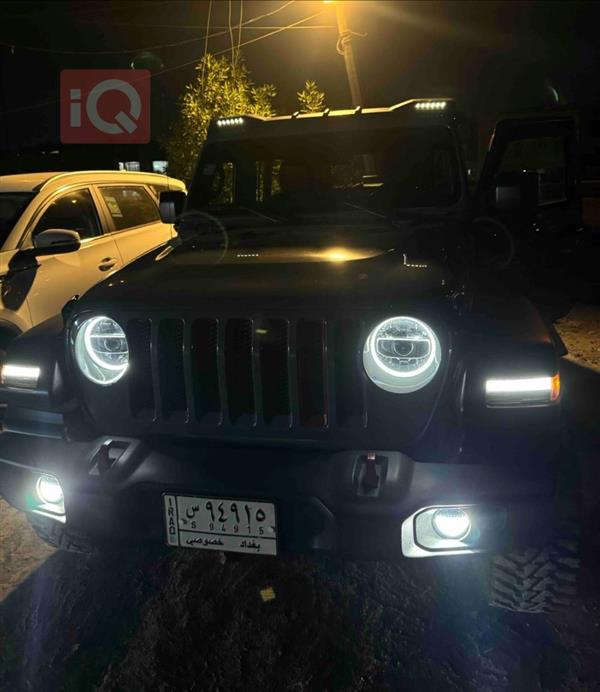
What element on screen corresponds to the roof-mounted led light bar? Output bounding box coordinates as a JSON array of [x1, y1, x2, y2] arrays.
[[216, 117, 244, 127], [414, 100, 448, 111]]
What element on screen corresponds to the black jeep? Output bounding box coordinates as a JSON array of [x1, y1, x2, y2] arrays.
[[0, 99, 582, 613]]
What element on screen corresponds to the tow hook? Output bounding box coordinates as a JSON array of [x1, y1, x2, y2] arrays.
[[90, 439, 131, 475], [356, 452, 385, 497]]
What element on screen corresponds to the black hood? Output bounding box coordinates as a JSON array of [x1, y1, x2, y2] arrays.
[[81, 223, 458, 311]]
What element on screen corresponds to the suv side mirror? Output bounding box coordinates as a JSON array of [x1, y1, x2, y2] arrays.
[[32, 229, 81, 255], [159, 190, 187, 224], [493, 171, 539, 214], [472, 217, 515, 271]]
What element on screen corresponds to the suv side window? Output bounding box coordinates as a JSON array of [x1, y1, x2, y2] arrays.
[[33, 188, 102, 240], [499, 136, 567, 205], [99, 186, 160, 231]]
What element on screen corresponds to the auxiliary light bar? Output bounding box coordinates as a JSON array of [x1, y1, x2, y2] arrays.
[[485, 374, 560, 407]]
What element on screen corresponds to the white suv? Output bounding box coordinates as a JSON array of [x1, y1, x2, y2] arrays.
[[0, 170, 185, 351]]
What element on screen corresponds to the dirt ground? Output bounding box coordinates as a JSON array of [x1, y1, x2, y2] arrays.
[[0, 305, 600, 691], [556, 305, 600, 372], [0, 500, 53, 604]]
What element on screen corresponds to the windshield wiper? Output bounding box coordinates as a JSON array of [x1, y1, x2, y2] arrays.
[[238, 205, 281, 224], [343, 202, 388, 219]]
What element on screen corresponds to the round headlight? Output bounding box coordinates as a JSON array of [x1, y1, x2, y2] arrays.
[[74, 316, 129, 385], [363, 316, 441, 393]]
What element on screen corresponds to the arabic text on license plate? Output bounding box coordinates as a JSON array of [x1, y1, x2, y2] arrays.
[[163, 495, 277, 556]]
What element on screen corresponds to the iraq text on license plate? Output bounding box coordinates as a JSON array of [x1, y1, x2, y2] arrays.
[[163, 495, 277, 555]]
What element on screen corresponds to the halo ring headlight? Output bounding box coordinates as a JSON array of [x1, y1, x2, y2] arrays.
[[74, 316, 129, 386], [363, 316, 441, 394]]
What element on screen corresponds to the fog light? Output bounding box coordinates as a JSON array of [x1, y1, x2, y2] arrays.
[[36, 475, 63, 505], [432, 508, 471, 540]]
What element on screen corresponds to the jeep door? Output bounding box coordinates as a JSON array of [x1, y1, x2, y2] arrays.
[[476, 116, 583, 296], [95, 184, 172, 265], [23, 186, 123, 326]]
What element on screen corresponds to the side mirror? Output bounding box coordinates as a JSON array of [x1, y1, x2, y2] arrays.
[[472, 217, 515, 271], [493, 171, 539, 214], [159, 190, 187, 224], [32, 229, 81, 255]]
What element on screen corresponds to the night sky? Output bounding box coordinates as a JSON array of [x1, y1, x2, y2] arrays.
[[1, 0, 600, 152]]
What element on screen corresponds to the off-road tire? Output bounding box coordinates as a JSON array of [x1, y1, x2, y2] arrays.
[[28, 513, 101, 554], [488, 522, 580, 613]]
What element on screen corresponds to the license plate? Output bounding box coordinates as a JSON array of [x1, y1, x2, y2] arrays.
[[163, 494, 277, 556]]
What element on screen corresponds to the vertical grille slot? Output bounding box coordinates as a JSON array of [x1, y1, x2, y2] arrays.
[[127, 319, 154, 416], [191, 319, 221, 423], [225, 319, 256, 425], [334, 320, 366, 427], [158, 319, 187, 420], [258, 319, 291, 426], [296, 320, 328, 427]]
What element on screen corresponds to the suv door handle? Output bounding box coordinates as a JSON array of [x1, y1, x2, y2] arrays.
[[98, 257, 117, 271]]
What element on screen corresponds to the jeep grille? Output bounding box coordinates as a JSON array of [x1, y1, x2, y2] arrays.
[[126, 317, 367, 431]]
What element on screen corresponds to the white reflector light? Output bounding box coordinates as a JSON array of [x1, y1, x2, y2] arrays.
[[485, 374, 560, 407], [432, 508, 471, 540], [1, 364, 40, 389]]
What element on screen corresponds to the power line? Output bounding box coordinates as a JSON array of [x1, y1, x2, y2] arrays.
[[228, 0, 234, 67], [139, 24, 335, 30], [0, 0, 298, 56], [210, 9, 325, 60], [77, 1, 297, 30], [152, 9, 325, 77], [75, 23, 334, 31], [201, 0, 213, 85], [1, 8, 326, 116], [237, 1, 244, 61]]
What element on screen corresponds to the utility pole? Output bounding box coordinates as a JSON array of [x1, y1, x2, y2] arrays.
[[327, 2, 374, 173], [332, 2, 364, 108], [0, 46, 7, 153]]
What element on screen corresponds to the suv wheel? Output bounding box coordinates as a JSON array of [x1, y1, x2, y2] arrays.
[[488, 522, 580, 613], [28, 514, 100, 554]]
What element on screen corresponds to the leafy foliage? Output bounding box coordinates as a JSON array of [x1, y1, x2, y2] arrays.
[[165, 54, 276, 183], [297, 79, 326, 113]]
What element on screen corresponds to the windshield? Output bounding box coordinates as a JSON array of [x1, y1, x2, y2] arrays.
[[0, 192, 35, 243], [189, 125, 461, 221]]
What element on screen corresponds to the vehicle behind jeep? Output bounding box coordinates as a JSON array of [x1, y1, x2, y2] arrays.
[[0, 99, 580, 613]]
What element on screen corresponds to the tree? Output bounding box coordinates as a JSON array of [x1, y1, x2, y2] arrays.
[[165, 54, 276, 182], [297, 79, 326, 113]]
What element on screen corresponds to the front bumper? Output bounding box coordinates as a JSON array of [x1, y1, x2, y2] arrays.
[[0, 433, 555, 560]]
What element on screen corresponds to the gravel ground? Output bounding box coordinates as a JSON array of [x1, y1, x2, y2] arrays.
[[556, 305, 600, 372], [0, 500, 53, 603], [1, 535, 599, 692], [0, 305, 599, 692]]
